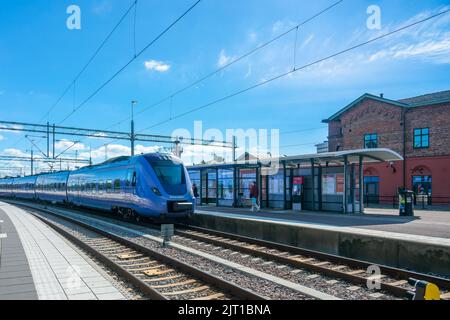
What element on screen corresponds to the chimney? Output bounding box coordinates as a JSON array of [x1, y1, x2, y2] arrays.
[[380, 93, 384, 98]]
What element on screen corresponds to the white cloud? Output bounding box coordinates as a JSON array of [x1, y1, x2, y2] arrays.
[[301, 34, 315, 49], [248, 31, 258, 43], [0, 124, 24, 134], [0, 135, 4, 141], [54, 139, 86, 152], [144, 60, 171, 72], [78, 144, 164, 164], [92, 1, 113, 15], [271, 20, 297, 34], [217, 50, 236, 68], [2, 148, 29, 157]]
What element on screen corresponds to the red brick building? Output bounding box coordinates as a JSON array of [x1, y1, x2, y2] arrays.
[[323, 90, 450, 205]]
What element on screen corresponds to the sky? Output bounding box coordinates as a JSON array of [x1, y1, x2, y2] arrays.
[[0, 0, 450, 176]]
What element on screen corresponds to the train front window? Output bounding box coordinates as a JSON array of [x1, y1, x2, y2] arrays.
[[151, 161, 185, 186]]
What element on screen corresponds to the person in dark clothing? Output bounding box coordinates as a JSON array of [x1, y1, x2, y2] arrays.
[[250, 181, 260, 212], [192, 183, 199, 198]]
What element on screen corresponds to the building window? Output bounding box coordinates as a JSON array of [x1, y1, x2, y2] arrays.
[[414, 128, 429, 148], [364, 134, 378, 149]]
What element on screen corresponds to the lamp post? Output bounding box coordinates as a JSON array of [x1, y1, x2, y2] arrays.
[[131, 100, 138, 156]]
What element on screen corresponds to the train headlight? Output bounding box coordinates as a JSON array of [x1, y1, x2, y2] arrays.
[[151, 187, 162, 196]]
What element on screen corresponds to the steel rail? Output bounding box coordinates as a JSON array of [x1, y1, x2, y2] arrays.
[[14, 202, 266, 300], [178, 225, 450, 298]]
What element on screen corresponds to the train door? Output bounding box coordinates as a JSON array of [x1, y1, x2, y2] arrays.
[[125, 169, 136, 201], [76, 178, 82, 205]]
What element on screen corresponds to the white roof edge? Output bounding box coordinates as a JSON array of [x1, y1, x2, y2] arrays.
[[188, 149, 403, 169]]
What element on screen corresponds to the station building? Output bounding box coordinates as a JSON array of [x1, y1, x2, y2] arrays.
[[323, 90, 450, 205]]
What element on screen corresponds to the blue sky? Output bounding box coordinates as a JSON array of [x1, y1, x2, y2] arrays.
[[0, 0, 450, 174]]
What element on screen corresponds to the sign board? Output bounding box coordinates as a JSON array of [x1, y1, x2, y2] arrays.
[[293, 177, 304, 185], [322, 174, 344, 195], [336, 174, 344, 194]]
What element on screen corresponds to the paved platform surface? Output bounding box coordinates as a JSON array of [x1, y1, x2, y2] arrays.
[[0, 202, 126, 300], [196, 206, 450, 240]]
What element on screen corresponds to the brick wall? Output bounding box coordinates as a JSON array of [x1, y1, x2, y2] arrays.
[[405, 101, 450, 157], [328, 98, 404, 154], [327, 98, 450, 157]]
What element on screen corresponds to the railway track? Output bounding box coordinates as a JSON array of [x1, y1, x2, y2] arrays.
[[174, 225, 450, 300], [21, 205, 265, 301], [7, 199, 450, 300]]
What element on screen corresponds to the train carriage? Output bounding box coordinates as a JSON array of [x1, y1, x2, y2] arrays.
[[0, 178, 14, 197], [35, 171, 70, 204], [12, 175, 38, 199], [66, 154, 195, 219], [0, 153, 195, 221]]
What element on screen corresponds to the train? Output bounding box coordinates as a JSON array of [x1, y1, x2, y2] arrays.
[[0, 153, 195, 221]]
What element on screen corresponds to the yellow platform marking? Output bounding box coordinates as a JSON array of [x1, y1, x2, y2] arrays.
[[192, 293, 225, 300], [151, 279, 197, 289], [163, 285, 209, 296], [143, 269, 174, 277], [144, 275, 183, 283]]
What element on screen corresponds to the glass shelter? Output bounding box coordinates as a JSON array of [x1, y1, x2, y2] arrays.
[[188, 149, 403, 214]]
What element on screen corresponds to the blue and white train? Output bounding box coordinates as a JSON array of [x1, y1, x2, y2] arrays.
[[0, 153, 195, 221]]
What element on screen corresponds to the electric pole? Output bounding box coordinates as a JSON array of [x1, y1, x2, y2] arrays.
[[131, 100, 138, 156]]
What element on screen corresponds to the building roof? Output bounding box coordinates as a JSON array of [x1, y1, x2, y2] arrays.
[[323, 90, 450, 123], [188, 148, 403, 169], [398, 90, 450, 105]]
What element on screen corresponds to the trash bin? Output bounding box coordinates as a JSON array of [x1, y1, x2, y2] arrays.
[[399, 189, 414, 216]]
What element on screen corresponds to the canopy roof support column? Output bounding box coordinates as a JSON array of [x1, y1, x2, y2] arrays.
[[359, 156, 365, 214], [311, 159, 316, 211], [351, 163, 356, 214], [283, 161, 287, 210], [343, 155, 348, 214]]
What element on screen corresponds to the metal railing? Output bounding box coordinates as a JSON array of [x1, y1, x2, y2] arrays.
[[364, 194, 450, 210]]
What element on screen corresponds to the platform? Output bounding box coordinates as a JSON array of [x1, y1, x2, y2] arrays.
[[192, 207, 450, 277], [0, 202, 126, 300]]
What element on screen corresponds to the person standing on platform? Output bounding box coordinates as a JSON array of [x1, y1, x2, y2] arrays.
[[192, 183, 199, 205], [250, 181, 260, 212]]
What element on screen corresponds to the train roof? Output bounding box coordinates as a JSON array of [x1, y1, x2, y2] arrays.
[[0, 153, 183, 180]]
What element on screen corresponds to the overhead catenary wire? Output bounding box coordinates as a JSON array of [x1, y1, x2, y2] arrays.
[[88, 0, 346, 152], [104, 0, 345, 130], [57, 0, 202, 126], [39, 0, 139, 123], [4, 0, 139, 159], [135, 8, 450, 134]]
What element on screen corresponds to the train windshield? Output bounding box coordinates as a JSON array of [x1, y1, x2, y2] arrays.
[[147, 158, 187, 195]]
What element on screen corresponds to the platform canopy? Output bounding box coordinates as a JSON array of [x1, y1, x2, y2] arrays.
[[188, 148, 403, 169], [282, 148, 403, 166]]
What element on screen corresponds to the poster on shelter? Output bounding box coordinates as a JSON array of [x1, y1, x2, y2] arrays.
[[336, 173, 344, 194], [322, 175, 336, 195]]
